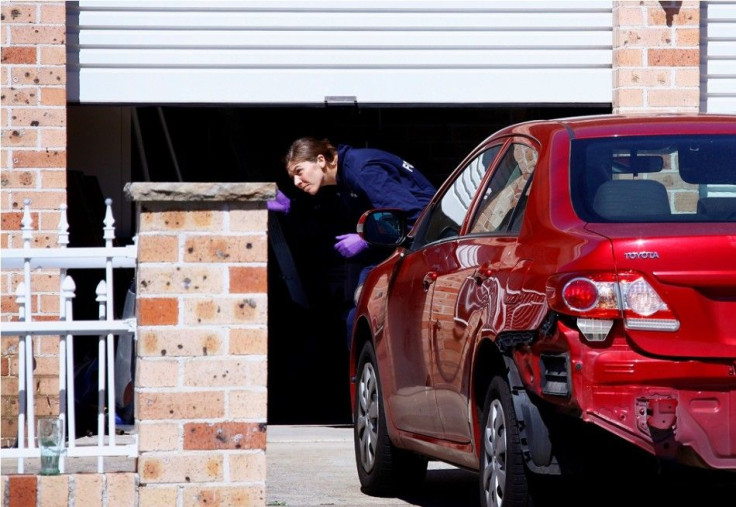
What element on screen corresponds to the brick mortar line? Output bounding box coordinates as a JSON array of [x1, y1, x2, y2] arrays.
[[137, 419, 267, 426], [612, 64, 699, 68], [138, 386, 267, 394], [140, 327, 266, 334], [136, 357, 268, 364], [181, 355, 266, 362], [138, 262, 267, 266], [222, 451, 231, 482], [101, 473, 108, 507], [223, 379, 231, 416], [138, 230, 266, 234], [615, 85, 701, 89], [2, 129, 67, 133], [137, 356, 236, 362], [2, 104, 66, 108], [0, 43, 60, 46], [166, 231, 269, 237], [153, 482, 266, 491], [177, 483, 267, 489], [136, 386, 267, 393], [136, 293, 268, 298], [177, 355, 185, 388], [140, 450, 265, 456], [222, 207, 231, 231], [3, 182, 66, 186], [177, 422, 184, 451]]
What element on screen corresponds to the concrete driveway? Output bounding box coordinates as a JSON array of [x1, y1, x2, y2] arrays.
[[266, 424, 736, 507], [266, 424, 479, 506]]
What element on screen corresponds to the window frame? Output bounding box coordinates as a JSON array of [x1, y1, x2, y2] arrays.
[[409, 142, 505, 250]]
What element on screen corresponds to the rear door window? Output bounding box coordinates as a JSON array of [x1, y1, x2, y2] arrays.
[[413, 145, 501, 248], [468, 143, 537, 234]]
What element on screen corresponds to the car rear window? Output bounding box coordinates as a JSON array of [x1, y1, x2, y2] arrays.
[[570, 134, 736, 223]]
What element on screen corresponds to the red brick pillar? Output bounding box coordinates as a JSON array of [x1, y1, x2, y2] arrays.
[[1, 1, 67, 448], [612, 1, 700, 113], [126, 182, 274, 506]]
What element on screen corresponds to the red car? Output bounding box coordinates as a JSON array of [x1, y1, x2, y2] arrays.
[[349, 114, 736, 507]]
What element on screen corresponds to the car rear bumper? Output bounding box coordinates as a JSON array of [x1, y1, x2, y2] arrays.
[[583, 383, 736, 469], [574, 346, 736, 470]]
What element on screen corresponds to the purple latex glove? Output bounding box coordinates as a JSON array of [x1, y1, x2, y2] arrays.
[[334, 233, 369, 258], [267, 189, 291, 213]]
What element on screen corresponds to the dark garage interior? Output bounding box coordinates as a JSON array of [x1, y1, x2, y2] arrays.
[[68, 103, 610, 426]]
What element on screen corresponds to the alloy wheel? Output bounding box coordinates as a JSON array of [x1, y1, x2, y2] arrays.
[[482, 398, 507, 507], [356, 362, 379, 472]]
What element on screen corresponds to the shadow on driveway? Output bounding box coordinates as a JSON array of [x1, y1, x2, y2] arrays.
[[398, 466, 479, 506]]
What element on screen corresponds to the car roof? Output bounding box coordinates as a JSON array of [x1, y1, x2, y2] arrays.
[[489, 113, 736, 142]]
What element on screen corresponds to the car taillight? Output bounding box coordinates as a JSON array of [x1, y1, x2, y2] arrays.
[[620, 278, 663, 316], [562, 278, 598, 311], [547, 272, 680, 338], [562, 276, 619, 315]]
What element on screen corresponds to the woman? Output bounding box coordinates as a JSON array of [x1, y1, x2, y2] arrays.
[[270, 136, 436, 346]]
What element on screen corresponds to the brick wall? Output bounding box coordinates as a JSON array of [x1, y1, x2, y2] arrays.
[[1, 1, 66, 449], [1, 473, 138, 507], [126, 182, 274, 506], [613, 1, 701, 113]]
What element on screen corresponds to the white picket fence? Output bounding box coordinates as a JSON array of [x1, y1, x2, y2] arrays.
[[1, 198, 138, 473]]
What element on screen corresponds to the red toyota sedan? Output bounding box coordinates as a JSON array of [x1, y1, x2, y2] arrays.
[[349, 114, 736, 507]]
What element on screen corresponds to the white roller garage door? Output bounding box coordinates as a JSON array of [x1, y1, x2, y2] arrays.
[[67, 1, 613, 105], [702, 1, 736, 113]]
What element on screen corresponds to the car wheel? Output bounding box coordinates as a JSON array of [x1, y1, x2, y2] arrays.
[[479, 376, 530, 507], [354, 341, 427, 496]]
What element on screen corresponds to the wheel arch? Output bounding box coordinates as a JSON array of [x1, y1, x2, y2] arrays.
[[350, 313, 375, 424], [473, 335, 563, 475], [351, 314, 373, 371], [472, 337, 507, 440]]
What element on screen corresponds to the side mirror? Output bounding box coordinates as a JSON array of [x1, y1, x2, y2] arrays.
[[357, 209, 407, 247]]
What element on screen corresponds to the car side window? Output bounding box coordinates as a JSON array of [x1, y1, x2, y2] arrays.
[[468, 143, 537, 234], [414, 146, 501, 247]]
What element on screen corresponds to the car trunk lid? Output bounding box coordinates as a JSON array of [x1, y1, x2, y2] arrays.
[[585, 223, 736, 359]]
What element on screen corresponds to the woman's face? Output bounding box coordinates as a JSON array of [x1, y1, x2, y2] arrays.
[[287, 155, 326, 195]]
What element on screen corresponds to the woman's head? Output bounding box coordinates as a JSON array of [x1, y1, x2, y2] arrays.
[[284, 137, 339, 195]]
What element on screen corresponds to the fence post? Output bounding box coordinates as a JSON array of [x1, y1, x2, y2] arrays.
[[126, 182, 274, 505]]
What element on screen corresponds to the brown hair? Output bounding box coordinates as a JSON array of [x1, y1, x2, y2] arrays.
[[284, 137, 337, 169]]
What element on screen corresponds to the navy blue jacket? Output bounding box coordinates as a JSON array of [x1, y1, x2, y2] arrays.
[[336, 145, 436, 227]]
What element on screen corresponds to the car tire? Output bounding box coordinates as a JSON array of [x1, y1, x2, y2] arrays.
[[479, 376, 531, 507], [354, 341, 428, 496]]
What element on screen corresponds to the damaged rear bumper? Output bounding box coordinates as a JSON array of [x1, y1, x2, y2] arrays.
[[578, 349, 736, 469]]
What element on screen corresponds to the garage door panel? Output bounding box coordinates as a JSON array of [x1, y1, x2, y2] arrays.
[[705, 2, 736, 18], [705, 97, 736, 113], [706, 41, 736, 58], [68, 0, 613, 104], [69, 67, 612, 104], [73, 48, 611, 68], [705, 78, 736, 94], [706, 61, 736, 75], [73, 29, 613, 49], [703, 1, 736, 113], [72, 7, 612, 30], [706, 24, 736, 40]]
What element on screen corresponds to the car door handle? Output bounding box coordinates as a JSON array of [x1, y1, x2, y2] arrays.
[[423, 271, 437, 291]]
